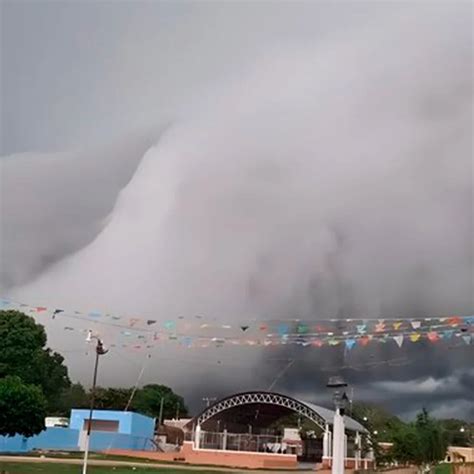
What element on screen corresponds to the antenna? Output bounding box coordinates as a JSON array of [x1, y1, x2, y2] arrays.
[[202, 397, 216, 407]]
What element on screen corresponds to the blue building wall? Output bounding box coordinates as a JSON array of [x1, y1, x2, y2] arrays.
[[0, 435, 29, 453], [30, 427, 80, 451], [0, 410, 156, 454], [130, 412, 156, 438], [0, 428, 79, 453], [69, 409, 155, 438]]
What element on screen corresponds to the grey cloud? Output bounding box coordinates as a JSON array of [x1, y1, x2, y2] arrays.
[[0, 134, 156, 290], [1, 2, 472, 420]]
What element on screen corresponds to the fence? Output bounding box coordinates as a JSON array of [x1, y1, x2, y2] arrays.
[[199, 430, 287, 453]]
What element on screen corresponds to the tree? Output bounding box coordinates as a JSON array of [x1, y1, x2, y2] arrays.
[[93, 387, 133, 410], [0, 376, 47, 437], [131, 384, 188, 421], [54, 383, 90, 416], [439, 419, 472, 447], [415, 409, 449, 468], [391, 423, 424, 466], [351, 401, 405, 442], [0, 310, 70, 410], [391, 409, 449, 472]]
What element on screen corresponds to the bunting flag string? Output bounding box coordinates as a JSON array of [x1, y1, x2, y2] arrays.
[[0, 296, 472, 351]]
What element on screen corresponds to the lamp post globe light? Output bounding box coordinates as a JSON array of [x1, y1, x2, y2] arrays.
[[327, 376, 348, 474]]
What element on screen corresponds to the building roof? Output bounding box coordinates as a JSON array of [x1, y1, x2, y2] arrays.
[[297, 399, 367, 433], [192, 391, 368, 434]]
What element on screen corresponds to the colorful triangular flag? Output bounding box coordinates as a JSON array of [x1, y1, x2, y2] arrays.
[[393, 335, 404, 347], [345, 339, 356, 351]]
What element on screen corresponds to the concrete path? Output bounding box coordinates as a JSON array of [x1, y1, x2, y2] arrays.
[[0, 455, 315, 473]]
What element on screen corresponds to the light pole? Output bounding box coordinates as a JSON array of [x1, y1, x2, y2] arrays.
[[82, 333, 108, 474], [158, 397, 164, 427], [327, 376, 348, 474]]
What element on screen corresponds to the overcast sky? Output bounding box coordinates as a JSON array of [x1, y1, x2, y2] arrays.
[[1, 1, 473, 419], [2, 0, 411, 155]]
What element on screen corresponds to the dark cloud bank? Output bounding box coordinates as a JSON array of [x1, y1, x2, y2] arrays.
[[1, 2, 472, 419]]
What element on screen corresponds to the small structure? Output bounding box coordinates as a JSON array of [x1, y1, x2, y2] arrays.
[[71, 409, 155, 452], [445, 446, 474, 464], [107, 390, 375, 470], [45, 417, 69, 428], [190, 391, 371, 469], [0, 409, 155, 454]]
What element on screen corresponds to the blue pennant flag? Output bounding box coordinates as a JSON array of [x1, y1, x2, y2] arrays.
[[278, 324, 289, 336], [345, 339, 356, 351]]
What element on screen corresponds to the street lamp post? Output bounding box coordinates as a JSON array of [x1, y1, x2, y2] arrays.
[[82, 334, 108, 474], [327, 376, 348, 474]]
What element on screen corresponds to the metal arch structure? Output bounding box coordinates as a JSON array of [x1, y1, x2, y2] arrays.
[[196, 391, 327, 430]]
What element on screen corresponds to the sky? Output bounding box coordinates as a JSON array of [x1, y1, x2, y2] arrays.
[[0, 1, 473, 419]]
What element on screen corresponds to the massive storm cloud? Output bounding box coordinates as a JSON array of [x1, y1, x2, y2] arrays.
[[1, 1, 472, 418]]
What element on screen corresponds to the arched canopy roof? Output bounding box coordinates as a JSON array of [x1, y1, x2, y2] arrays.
[[193, 391, 367, 433]]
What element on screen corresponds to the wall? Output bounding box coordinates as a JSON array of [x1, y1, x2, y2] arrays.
[[130, 412, 156, 439], [69, 410, 155, 439], [70, 410, 129, 434], [89, 432, 154, 451], [447, 447, 474, 463], [0, 436, 29, 453], [0, 428, 79, 453], [453, 464, 474, 474], [0, 427, 154, 454], [108, 441, 299, 469]]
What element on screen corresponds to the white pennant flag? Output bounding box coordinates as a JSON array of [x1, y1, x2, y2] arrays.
[[394, 335, 404, 347], [411, 321, 421, 329]]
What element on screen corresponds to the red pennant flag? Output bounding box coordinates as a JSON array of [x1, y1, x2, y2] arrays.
[[359, 336, 371, 346], [427, 331, 440, 342], [447, 316, 461, 327]]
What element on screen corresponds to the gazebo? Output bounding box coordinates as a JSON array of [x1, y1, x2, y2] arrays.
[[187, 390, 374, 469]]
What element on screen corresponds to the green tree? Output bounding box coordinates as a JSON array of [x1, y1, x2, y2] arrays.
[[391, 409, 449, 472], [415, 409, 449, 468], [439, 419, 472, 447], [131, 384, 188, 421], [0, 310, 70, 410], [54, 383, 90, 416], [93, 387, 133, 410], [351, 401, 404, 442], [391, 423, 424, 466], [0, 376, 47, 437]]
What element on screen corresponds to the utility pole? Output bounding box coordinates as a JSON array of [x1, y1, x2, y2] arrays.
[[82, 334, 108, 474], [327, 376, 348, 474], [349, 386, 354, 417], [158, 397, 164, 426]]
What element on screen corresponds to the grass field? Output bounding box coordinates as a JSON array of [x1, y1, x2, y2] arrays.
[[0, 463, 229, 474]]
